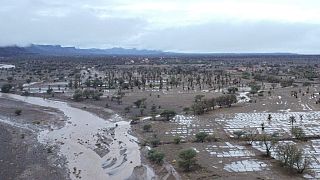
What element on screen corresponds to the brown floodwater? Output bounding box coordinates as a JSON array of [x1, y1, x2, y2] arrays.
[[0, 93, 143, 180]]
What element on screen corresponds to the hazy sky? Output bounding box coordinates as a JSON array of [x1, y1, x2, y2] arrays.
[[1, 0, 320, 53]]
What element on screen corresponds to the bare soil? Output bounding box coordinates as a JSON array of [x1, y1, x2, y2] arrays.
[[0, 97, 69, 180]]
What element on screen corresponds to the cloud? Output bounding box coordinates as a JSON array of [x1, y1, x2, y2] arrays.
[[135, 21, 320, 53], [1, 0, 320, 53], [0, 2, 148, 47], [79, 0, 320, 27]]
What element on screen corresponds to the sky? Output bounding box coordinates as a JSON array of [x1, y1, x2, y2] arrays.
[[1, 0, 320, 53]]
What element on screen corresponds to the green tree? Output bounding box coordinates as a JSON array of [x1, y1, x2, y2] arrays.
[[82, 89, 91, 99], [148, 150, 165, 164], [178, 149, 197, 171], [134, 98, 146, 108], [72, 89, 83, 101], [195, 132, 208, 143], [277, 143, 310, 173], [191, 102, 205, 115], [160, 110, 176, 121], [150, 137, 160, 147], [143, 124, 152, 132], [249, 83, 261, 94], [259, 132, 278, 157], [1, 84, 12, 93]]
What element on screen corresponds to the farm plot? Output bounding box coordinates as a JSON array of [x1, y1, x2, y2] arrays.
[[252, 140, 320, 179], [205, 142, 269, 173], [217, 110, 320, 178], [224, 159, 269, 172], [165, 115, 214, 139], [205, 142, 255, 157], [219, 111, 320, 137]]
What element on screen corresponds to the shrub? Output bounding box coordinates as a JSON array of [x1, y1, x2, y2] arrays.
[[134, 98, 146, 108], [151, 104, 157, 113], [83, 89, 91, 99], [227, 87, 238, 94], [215, 94, 237, 108], [280, 79, 294, 88], [92, 91, 103, 100], [150, 137, 160, 147], [249, 83, 261, 94], [183, 107, 190, 114], [205, 134, 217, 142], [303, 82, 311, 86], [277, 143, 310, 174], [15, 109, 22, 116], [244, 128, 258, 145], [174, 137, 182, 144], [291, 127, 306, 141], [47, 88, 53, 94], [259, 132, 279, 157], [258, 91, 264, 96], [178, 149, 197, 171], [143, 124, 152, 132], [233, 130, 246, 139], [140, 108, 144, 115], [140, 141, 147, 146], [1, 84, 12, 93], [124, 106, 131, 113], [21, 91, 30, 96], [195, 132, 208, 143], [160, 110, 176, 121], [7, 77, 13, 82], [72, 89, 83, 101], [194, 95, 205, 102], [242, 72, 250, 79], [148, 149, 165, 164], [191, 102, 205, 115]]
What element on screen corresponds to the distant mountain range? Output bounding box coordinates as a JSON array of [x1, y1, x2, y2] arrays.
[[0, 44, 299, 57], [0, 44, 167, 57]]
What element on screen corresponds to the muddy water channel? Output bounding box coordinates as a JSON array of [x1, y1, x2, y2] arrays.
[[0, 93, 142, 180]]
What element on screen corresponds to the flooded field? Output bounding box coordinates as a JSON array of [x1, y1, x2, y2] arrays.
[[165, 115, 215, 140], [220, 111, 320, 137], [0, 64, 15, 69]]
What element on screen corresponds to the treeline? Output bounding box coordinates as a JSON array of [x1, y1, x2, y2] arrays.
[[72, 89, 103, 101], [253, 74, 294, 87], [190, 94, 237, 115]]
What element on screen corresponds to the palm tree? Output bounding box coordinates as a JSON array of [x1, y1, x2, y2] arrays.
[[261, 122, 265, 131], [289, 116, 296, 131]]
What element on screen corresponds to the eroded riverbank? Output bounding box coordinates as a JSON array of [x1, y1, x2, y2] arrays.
[[0, 93, 153, 180]]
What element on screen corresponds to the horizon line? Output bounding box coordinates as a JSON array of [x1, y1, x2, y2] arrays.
[[1, 44, 320, 55]]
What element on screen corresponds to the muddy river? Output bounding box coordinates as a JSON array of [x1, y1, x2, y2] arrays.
[[0, 93, 145, 180]]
